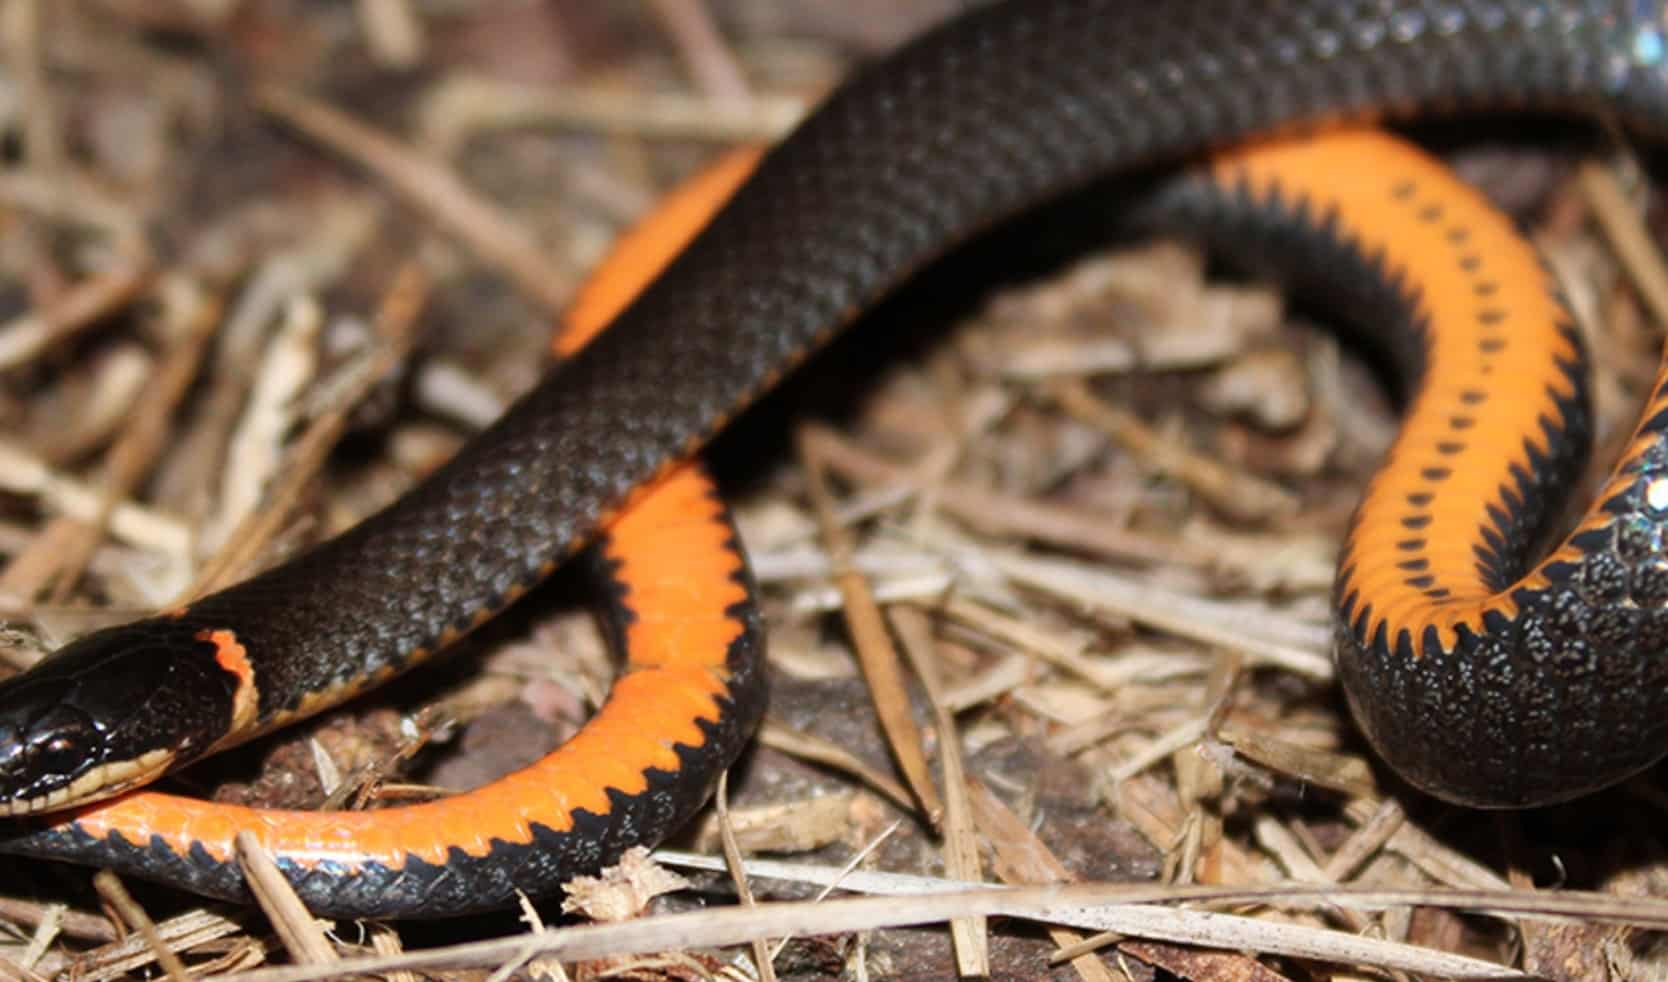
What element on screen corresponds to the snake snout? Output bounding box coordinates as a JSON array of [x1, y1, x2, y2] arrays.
[[0, 678, 102, 815], [0, 621, 222, 815]]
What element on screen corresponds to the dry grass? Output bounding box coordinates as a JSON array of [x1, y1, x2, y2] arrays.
[[0, 1, 1666, 979]]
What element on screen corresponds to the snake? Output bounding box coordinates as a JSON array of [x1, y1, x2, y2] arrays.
[[1, 0, 1667, 918]]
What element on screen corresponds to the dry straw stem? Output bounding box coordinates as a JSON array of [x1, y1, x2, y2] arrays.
[[934, 593, 1144, 695], [47, 282, 221, 601], [1322, 798, 1407, 883], [229, 876, 1668, 982], [188, 263, 429, 596], [366, 925, 417, 982], [0, 169, 151, 371], [1, 0, 61, 173], [254, 84, 570, 315], [796, 425, 944, 825], [1046, 377, 1299, 523], [1116, 772, 1264, 887], [649, 0, 752, 104], [209, 294, 324, 564], [712, 773, 777, 982], [0, 170, 143, 241], [416, 76, 805, 157], [1250, 816, 1373, 935], [1578, 157, 1668, 329], [992, 551, 1333, 679], [14, 903, 61, 976], [354, 0, 424, 69], [61, 908, 253, 981], [0, 898, 115, 945], [756, 720, 915, 812], [0, 519, 92, 619], [0, 441, 191, 557], [891, 605, 988, 976], [233, 832, 338, 967], [1216, 722, 1378, 799], [38, 344, 153, 466], [90, 872, 188, 982], [0, 258, 152, 372], [806, 422, 1217, 569], [967, 783, 1120, 982]]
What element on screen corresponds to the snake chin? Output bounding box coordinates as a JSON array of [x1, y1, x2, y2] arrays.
[[0, 747, 176, 817]]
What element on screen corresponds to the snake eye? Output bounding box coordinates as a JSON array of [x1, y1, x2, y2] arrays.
[[24, 706, 96, 782]]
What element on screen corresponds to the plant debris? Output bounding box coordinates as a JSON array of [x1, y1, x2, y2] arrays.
[[0, 1, 1665, 979]]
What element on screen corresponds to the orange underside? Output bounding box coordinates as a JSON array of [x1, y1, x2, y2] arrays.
[[61, 149, 764, 867], [1213, 129, 1585, 653]]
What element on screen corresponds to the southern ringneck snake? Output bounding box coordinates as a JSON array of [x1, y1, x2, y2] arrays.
[[4, 0, 1668, 918]]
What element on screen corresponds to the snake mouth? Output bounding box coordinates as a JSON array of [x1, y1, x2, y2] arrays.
[[0, 748, 175, 818]]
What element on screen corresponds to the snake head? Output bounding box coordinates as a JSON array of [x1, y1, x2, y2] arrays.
[[0, 620, 239, 816]]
